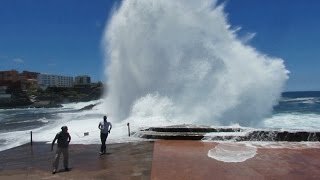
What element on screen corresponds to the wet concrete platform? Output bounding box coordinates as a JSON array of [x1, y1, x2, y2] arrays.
[[0, 142, 154, 179], [151, 140, 320, 180], [1, 140, 320, 179]]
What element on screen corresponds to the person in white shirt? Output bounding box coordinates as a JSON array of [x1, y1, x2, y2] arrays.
[[98, 115, 112, 154]]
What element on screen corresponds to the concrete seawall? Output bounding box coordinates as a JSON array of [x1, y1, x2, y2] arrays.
[[135, 125, 320, 141]]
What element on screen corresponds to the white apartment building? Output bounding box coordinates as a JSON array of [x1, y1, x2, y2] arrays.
[[0, 86, 11, 102], [37, 74, 73, 88], [75, 75, 91, 85]]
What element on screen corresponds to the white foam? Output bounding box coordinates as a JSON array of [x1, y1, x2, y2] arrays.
[[280, 97, 316, 102], [204, 131, 249, 138], [1, 103, 320, 152], [0, 100, 143, 152], [262, 113, 320, 131], [239, 141, 320, 149], [37, 117, 49, 123], [0, 131, 31, 152], [103, 0, 288, 126], [208, 143, 257, 162], [207, 141, 320, 163]]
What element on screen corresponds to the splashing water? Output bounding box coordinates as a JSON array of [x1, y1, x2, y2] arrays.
[[102, 0, 288, 127], [208, 143, 257, 162]]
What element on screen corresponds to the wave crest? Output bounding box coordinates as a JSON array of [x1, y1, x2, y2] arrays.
[[103, 0, 288, 126]]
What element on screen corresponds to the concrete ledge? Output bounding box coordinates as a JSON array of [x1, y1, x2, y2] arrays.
[[135, 125, 320, 142], [0, 142, 154, 179]]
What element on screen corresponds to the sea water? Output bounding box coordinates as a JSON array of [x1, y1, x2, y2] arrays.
[[1, 92, 320, 152]]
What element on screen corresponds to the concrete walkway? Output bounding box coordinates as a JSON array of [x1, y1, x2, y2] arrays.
[[0, 142, 154, 179], [1, 141, 320, 179], [151, 140, 320, 180]]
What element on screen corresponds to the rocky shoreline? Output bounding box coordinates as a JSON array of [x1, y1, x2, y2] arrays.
[[0, 85, 103, 109], [0, 101, 100, 111]]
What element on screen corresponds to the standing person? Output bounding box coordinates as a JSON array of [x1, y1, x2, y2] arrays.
[[51, 126, 71, 174], [98, 115, 112, 155]]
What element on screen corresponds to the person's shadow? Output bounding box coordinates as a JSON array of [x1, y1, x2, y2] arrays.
[[56, 168, 72, 173]]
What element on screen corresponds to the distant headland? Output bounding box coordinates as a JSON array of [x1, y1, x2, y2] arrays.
[[0, 70, 104, 109]]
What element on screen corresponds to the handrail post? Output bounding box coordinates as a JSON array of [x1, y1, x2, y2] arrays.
[[127, 123, 130, 137], [30, 131, 33, 146]]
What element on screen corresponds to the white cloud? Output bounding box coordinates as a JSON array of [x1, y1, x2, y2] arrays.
[[240, 32, 256, 43], [13, 58, 24, 63]]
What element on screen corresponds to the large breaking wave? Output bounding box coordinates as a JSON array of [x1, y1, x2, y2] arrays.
[[102, 0, 288, 127]]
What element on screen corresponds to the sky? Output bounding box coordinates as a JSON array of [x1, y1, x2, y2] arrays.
[[0, 0, 319, 91]]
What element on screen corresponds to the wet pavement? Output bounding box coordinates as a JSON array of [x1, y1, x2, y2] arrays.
[[1, 140, 320, 179], [0, 142, 154, 179], [151, 140, 320, 180]]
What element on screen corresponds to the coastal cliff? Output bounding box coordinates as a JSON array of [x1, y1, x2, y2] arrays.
[[0, 84, 104, 109]]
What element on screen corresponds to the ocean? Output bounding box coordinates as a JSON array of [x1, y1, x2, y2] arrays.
[[0, 91, 320, 152], [264, 91, 320, 130]]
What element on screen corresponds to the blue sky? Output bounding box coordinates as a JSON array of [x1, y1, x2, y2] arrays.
[[0, 0, 115, 82], [0, 0, 319, 91]]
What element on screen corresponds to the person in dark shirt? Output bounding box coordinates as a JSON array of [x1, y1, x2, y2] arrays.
[[51, 126, 71, 174]]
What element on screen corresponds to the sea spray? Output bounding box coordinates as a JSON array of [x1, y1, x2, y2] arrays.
[[208, 143, 257, 162], [103, 0, 288, 126]]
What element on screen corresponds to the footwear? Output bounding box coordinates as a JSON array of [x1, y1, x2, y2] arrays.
[[64, 167, 70, 171], [52, 169, 56, 174]]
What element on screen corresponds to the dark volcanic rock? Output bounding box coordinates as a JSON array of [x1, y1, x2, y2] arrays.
[[78, 102, 101, 111], [0, 100, 32, 109]]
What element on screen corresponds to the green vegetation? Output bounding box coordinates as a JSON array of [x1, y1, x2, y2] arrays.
[[30, 84, 104, 103]]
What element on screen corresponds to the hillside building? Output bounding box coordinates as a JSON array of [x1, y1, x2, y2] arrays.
[[0, 70, 20, 82], [75, 75, 91, 85], [37, 74, 73, 88]]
